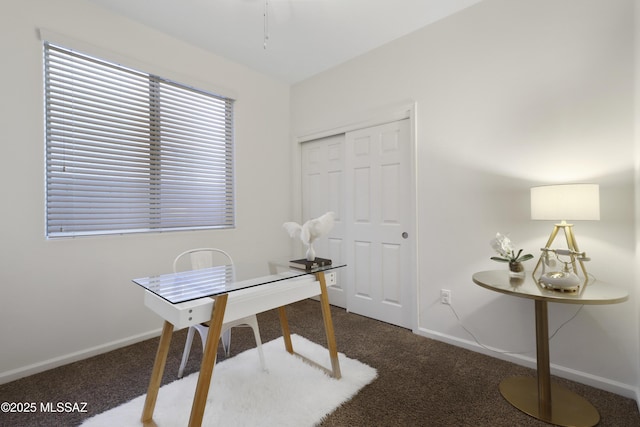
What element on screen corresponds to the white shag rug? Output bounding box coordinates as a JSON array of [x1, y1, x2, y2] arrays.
[[81, 334, 377, 427]]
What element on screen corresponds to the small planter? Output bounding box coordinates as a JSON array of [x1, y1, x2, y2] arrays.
[[508, 261, 525, 278]]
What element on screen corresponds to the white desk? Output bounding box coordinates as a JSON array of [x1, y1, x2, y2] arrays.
[[472, 270, 628, 427], [134, 263, 345, 427]]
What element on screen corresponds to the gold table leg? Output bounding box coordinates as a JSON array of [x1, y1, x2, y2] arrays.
[[499, 300, 599, 427]]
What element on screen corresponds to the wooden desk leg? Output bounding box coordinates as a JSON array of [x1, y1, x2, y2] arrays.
[[141, 320, 174, 425], [188, 294, 228, 427], [316, 272, 342, 379], [535, 300, 552, 420], [278, 306, 294, 354]]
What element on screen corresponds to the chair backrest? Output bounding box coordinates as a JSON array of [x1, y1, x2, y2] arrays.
[[173, 248, 234, 273]]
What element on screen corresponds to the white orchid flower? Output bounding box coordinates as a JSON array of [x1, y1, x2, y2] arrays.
[[490, 232, 514, 258], [489, 232, 534, 263]]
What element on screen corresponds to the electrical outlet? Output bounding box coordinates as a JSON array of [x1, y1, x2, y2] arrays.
[[326, 272, 337, 286], [440, 289, 451, 305]]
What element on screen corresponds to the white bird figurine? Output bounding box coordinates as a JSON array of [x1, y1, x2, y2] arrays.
[[283, 211, 335, 261]]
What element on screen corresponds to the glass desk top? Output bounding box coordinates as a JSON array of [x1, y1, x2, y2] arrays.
[[133, 262, 346, 304]]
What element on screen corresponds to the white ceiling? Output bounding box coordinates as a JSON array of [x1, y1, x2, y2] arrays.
[[87, 0, 482, 84]]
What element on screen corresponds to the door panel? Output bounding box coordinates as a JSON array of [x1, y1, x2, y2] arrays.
[[382, 243, 402, 305], [345, 119, 412, 328], [301, 135, 347, 308]]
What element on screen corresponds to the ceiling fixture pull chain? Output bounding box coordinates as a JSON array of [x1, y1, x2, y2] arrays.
[[263, 0, 269, 49]]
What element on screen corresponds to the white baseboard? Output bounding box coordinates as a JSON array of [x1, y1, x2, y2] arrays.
[[416, 327, 638, 403], [0, 329, 162, 385]]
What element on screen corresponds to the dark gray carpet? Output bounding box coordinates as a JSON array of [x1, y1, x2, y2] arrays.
[[1, 299, 638, 426]]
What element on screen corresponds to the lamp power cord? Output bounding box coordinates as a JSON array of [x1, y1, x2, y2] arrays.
[[445, 300, 584, 356]]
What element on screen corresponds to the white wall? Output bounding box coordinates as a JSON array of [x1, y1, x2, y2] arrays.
[[635, 0, 640, 405], [292, 0, 638, 398], [0, 0, 292, 382]]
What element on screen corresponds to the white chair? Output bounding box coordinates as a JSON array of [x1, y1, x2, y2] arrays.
[[175, 248, 266, 378]]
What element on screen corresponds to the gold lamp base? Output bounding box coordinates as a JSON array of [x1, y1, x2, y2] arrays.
[[532, 221, 589, 289], [500, 377, 599, 427]]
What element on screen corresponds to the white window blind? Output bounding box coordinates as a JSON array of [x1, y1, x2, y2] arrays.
[[44, 43, 235, 237]]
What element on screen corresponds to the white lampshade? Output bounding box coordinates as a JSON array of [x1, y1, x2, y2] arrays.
[[530, 184, 600, 221]]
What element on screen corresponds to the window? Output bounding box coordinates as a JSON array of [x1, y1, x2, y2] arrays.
[[44, 43, 234, 237]]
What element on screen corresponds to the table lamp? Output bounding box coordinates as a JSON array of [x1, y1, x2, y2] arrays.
[[530, 184, 600, 290]]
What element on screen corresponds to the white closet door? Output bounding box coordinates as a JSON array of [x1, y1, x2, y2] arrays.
[[300, 119, 414, 328], [345, 119, 413, 328], [301, 134, 347, 308]]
